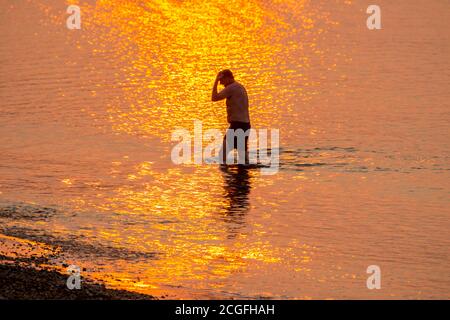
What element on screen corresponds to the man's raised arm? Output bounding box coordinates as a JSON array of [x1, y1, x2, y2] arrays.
[[212, 72, 230, 102], [211, 72, 222, 101]]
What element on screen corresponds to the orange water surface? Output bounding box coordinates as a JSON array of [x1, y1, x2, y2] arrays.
[[0, 0, 449, 299]]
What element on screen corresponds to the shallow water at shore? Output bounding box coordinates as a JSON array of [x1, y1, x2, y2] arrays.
[[0, 0, 449, 299]]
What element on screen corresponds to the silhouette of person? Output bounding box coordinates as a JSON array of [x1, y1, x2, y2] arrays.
[[212, 69, 251, 164]]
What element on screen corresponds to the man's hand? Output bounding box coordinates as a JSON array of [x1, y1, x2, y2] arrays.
[[212, 72, 223, 101], [215, 72, 223, 82]]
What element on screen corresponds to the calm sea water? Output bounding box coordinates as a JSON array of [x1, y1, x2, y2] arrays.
[[0, 0, 449, 299]]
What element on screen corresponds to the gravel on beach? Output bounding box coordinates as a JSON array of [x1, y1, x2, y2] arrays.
[[0, 262, 154, 300]]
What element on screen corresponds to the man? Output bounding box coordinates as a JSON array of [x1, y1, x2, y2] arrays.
[[211, 69, 251, 164]]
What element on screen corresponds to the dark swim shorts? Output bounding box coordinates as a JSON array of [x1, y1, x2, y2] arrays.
[[225, 121, 251, 150]]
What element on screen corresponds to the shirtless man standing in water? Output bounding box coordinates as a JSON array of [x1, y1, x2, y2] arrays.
[[211, 69, 251, 164]]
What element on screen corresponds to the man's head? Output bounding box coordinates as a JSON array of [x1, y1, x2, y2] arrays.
[[219, 69, 235, 86]]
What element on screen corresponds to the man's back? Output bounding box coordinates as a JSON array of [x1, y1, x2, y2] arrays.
[[224, 82, 250, 124]]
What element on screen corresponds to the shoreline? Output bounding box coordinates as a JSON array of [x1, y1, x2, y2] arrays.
[[0, 258, 155, 300], [0, 203, 157, 300]]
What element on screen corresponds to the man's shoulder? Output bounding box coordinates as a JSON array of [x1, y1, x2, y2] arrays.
[[231, 81, 246, 91]]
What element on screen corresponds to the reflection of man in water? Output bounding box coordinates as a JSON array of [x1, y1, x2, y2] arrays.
[[211, 69, 251, 164], [220, 165, 251, 239]]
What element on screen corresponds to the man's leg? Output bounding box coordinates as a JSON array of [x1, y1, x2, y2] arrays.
[[220, 135, 228, 164], [238, 124, 251, 165], [220, 129, 234, 164], [235, 131, 251, 165], [244, 135, 249, 164]]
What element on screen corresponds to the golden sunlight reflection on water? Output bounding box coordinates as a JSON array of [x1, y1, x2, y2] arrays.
[[1, 0, 449, 299], [61, 0, 342, 140], [48, 1, 328, 296]]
